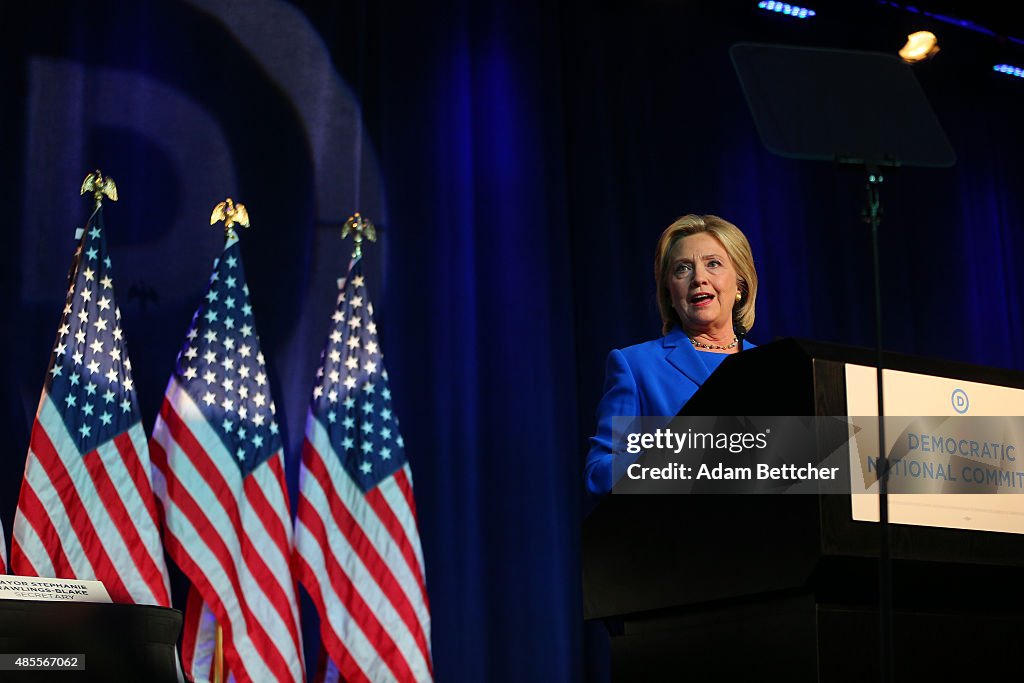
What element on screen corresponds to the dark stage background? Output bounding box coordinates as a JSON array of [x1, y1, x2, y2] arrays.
[[2, 1, 1023, 681]]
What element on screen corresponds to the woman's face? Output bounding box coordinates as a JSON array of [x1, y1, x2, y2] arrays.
[[666, 232, 739, 336]]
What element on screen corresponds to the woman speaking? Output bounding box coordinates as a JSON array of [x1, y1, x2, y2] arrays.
[[584, 214, 759, 496]]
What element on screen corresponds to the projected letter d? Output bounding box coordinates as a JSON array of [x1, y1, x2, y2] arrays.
[[951, 389, 969, 414]]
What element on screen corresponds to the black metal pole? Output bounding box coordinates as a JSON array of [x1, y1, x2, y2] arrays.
[[865, 168, 893, 683]]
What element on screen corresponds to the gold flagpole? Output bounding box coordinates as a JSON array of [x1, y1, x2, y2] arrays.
[[208, 197, 247, 683], [213, 624, 224, 683]]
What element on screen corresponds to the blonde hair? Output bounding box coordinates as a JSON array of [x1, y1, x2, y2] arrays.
[[653, 214, 757, 335]]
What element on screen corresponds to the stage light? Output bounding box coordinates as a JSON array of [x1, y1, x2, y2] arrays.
[[757, 2, 816, 19], [898, 31, 940, 63], [993, 64, 1024, 78]]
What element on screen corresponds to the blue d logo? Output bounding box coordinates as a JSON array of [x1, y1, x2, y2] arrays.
[[951, 389, 969, 414]]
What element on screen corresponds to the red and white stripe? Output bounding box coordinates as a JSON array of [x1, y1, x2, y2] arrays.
[[151, 377, 303, 683], [294, 413, 432, 683], [11, 394, 171, 606]]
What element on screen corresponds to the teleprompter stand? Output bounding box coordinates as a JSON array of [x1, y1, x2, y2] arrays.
[[730, 43, 956, 683]]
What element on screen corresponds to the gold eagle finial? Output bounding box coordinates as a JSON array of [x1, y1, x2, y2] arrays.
[[341, 212, 377, 259], [210, 198, 250, 238], [80, 170, 118, 207]]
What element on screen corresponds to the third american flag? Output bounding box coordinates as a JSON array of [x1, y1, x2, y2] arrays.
[[294, 257, 433, 682]]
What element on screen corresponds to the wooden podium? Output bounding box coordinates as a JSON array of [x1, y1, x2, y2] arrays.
[[582, 339, 1024, 681], [0, 599, 182, 682]]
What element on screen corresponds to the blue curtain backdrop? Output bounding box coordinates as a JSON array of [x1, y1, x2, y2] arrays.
[[2, 0, 1023, 680]]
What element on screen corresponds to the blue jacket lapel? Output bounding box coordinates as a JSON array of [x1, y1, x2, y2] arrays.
[[662, 327, 711, 386]]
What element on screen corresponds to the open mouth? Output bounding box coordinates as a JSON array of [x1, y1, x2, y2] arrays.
[[689, 293, 714, 305]]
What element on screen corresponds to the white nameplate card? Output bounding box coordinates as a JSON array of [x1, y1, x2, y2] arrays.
[[0, 575, 112, 603]]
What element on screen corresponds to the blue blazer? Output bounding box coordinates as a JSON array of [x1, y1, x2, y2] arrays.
[[584, 327, 754, 496]]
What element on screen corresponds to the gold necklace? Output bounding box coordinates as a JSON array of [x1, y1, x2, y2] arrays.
[[689, 335, 738, 350]]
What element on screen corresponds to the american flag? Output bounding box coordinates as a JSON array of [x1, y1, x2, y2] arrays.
[[294, 258, 433, 683], [10, 206, 172, 606], [150, 232, 304, 682]]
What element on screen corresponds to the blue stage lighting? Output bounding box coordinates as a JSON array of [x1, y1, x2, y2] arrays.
[[993, 64, 1024, 78], [758, 1, 816, 19]]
